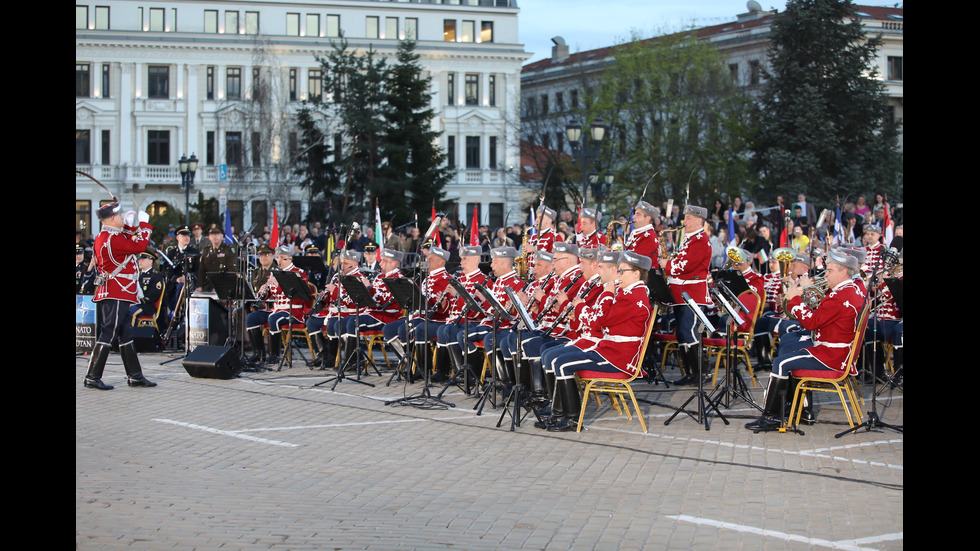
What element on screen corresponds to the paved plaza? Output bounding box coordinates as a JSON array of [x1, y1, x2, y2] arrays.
[[76, 348, 903, 550]]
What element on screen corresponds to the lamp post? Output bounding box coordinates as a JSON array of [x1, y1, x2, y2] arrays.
[[566, 118, 607, 210], [179, 153, 198, 226], [591, 170, 615, 214]]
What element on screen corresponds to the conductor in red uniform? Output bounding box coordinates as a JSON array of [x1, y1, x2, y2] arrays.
[[84, 200, 157, 390]]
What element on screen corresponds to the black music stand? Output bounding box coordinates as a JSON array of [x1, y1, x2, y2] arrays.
[[641, 270, 675, 387], [210, 272, 255, 352], [294, 256, 328, 289], [496, 286, 544, 431], [472, 282, 514, 415], [383, 277, 424, 387], [315, 275, 377, 389], [706, 279, 761, 414], [436, 279, 488, 399], [270, 271, 313, 371], [664, 295, 729, 430]]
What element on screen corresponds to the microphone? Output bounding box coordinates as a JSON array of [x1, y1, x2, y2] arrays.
[[423, 214, 443, 241]]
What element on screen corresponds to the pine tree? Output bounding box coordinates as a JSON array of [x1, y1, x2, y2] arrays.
[[751, 0, 901, 204], [382, 40, 453, 225]]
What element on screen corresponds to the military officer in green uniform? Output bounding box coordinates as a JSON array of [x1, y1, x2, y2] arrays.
[[196, 224, 238, 292]]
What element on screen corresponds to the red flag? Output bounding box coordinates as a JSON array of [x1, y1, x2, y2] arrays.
[[576, 204, 582, 233], [431, 204, 442, 247], [271, 207, 279, 248], [470, 205, 479, 246]]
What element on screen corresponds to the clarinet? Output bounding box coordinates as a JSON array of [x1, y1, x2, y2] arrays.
[[534, 272, 583, 325], [544, 276, 603, 337], [524, 269, 556, 314]]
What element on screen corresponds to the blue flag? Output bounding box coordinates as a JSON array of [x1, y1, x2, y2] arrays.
[[224, 208, 234, 244]]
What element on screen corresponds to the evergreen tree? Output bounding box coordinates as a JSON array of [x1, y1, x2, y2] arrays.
[[382, 40, 453, 225], [751, 0, 902, 204]]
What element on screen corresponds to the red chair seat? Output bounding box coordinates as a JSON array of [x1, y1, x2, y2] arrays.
[[649, 333, 676, 342], [794, 369, 846, 380], [578, 369, 647, 380], [702, 337, 748, 347]]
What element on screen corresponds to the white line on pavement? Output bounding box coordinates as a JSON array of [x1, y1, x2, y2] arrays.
[[666, 515, 902, 550]]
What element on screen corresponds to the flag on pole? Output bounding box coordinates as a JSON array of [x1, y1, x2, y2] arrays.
[[882, 199, 893, 247], [727, 207, 737, 246], [375, 199, 383, 249], [223, 208, 234, 244], [833, 197, 843, 246], [470, 205, 479, 246], [528, 207, 537, 240], [271, 206, 279, 248], [779, 209, 789, 248], [431, 203, 442, 247]]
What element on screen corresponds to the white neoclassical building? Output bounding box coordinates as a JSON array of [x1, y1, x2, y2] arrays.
[[76, 0, 532, 238]]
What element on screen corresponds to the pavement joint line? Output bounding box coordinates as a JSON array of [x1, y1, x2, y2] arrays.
[[151, 418, 300, 448], [587, 425, 904, 471], [666, 515, 902, 550], [235, 415, 478, 433]]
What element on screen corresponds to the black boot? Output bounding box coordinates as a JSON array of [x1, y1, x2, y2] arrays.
[[247, 328, 265, 364], [786, 377, 815, 425], [267, 334, 281, 365], [341, 335, 359, 370], [547, 378, 583, 432], [121, 342, 156, 387], [84, 342, 113, 390], [529, 359, 550, 409], [308, 332, 324, 367], [754, 334, 772, 371], [431, 346, 452, 382], [535, 370, 562, 429], [745, 376, 788, 431], [446, 344, 468, 383], [672, 344, 701, 386]]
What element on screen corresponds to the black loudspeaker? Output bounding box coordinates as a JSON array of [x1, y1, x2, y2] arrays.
[[182, 345, 244, 379], [132, 326, 159, 352]]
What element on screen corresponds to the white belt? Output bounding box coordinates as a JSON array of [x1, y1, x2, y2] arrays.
[[109, 273, 138, 280], [813, 340, 850, 349], [603, 334, 643, 343], [667, 277, 705, 285]]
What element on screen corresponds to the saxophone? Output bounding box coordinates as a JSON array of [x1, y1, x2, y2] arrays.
[[515, 225, 531, 279]]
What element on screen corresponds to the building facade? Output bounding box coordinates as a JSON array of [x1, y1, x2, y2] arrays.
[[76, 0, 531, 239], [519, 2, 904, 205]]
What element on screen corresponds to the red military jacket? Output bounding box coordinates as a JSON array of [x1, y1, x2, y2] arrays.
[[863, 243, 884, 277], [571, 278, 616, 350], [665, 228, 712, 306], [94, 221, 153, 303], [527, 228, 563, 272], [324, 267, 365, 318], [481, 270, 526, 330], [447, 269, 490, 323], [874, 272, 902, 321], [367, 268, 405, 324], [422, 267, 453, 322], [560, 274, 604, 340], [787, 278, 865, 373], [577, 231, 607, 250], [267, 263, 309, 322], [625, 224, 660, 262], [763, 272, 782, 312], [539, 265, 584, 328], [734, 267, 765, 333], [591, 281, 654, 376]]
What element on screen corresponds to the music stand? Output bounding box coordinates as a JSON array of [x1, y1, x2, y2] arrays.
[[706, 279, 761, 413], [472, 282, 514, 415], [495, 286, 543, 431], [270, 271, 313, 371], [294, 256, 328, 287], [664, 294, 729, 430], [315, 275, 377, 389], [382, 277, 424, 387], [209, 272, 256, 367], [641, 269, 675, 387], [436, 279, 488, 399]]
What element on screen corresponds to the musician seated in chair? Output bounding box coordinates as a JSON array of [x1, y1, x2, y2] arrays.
[[545, 251, 653, 432], [245, 245, 308, 365], [746, 249, 865, 431], [129, 251, 167, 331]]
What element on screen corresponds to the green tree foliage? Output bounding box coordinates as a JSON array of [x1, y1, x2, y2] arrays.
[[296, 38, 451, 229], [382, 40, 453, 224], [586, 31, 754, 212], [751, 0, 902, 204]]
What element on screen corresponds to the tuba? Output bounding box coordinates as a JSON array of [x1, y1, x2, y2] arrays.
[[722, 245, 747, 269]]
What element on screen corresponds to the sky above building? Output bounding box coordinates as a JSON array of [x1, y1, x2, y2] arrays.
[[518, 0, 903, 64]]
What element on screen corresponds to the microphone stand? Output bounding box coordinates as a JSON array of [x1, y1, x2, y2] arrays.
[[664, 294, 729, 430], [436, 279, 488, 399], [383, 277, 423, 387], [315, 275, 376, 389], [495, 287, 544, 431], [705, 282, 760, 413]]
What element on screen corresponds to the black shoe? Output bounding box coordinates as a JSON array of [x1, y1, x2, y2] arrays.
[[546, 417, 577, 432], [799, 409, 816, 426], [84, 377, 113, 390], [430, 372, 449, 383], [672, 375, 694, 386], [745, 416, 781, 431], [127, 375, 157, 387], [534, 415, 558, 429]]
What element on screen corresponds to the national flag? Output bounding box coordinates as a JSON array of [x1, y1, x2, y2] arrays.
[[470, 205, 479, 246], [431, 203, 442, 247], [271, 207, 279, 248], [833, 198, 843, 246], [727, 207, 737, 246], [882, 199, 893, 247], [224, 208, 234, 244], [375, 199, 383, 249], [528, 207, 537, 240]]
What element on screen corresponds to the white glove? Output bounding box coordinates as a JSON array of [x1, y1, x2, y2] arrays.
[[123, 211, 137, 226], [138, 211, 150, 224]]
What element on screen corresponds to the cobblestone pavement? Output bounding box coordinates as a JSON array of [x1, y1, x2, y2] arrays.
[[76, 348, 903, 550]]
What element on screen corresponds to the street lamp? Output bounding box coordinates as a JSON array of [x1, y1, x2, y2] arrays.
[[591, 170, 615, 213], [566, 118, 607, 209], [179, 153, 198, 226]]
